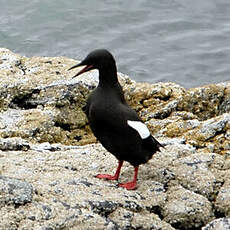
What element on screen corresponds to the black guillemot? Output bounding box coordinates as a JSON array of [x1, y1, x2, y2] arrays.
[[69, 49, 162, 190]]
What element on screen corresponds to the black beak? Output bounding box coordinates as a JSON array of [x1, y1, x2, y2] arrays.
[[68, 62, 94, 78]]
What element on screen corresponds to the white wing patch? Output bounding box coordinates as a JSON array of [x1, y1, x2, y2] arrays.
[[127, 120, 150, 139]]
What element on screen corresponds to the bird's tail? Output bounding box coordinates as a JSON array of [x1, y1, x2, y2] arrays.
[[151, 136, 164, 152]]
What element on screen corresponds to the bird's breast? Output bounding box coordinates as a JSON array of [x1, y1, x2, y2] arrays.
[[88, 101, 118, 124], [87, 89, 122, 121]]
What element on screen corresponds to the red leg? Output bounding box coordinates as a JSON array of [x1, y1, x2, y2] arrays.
[[96, 160, 123, 180], [118, 166, 138, 190]]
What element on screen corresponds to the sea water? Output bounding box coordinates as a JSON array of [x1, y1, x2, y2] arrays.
[[0, 0, 230, 88]]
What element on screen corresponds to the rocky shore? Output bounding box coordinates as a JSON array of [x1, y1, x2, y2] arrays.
[[0, 48, 230, 229]]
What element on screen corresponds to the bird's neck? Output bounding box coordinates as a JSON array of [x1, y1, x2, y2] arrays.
[[98, 69, 126, 104], [98, 65, 118, 87]]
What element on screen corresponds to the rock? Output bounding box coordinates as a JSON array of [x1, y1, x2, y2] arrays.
[[148, 112, 230, 154], [0, 49, 133, 146], [0, 48, 230, 154], [0, 142, 174, 229], [162, 186, 214, 229], [177, 83, 228, 120], [202, 218, 230, 230], [0, 137, 30, 151], [109, 209, 175, 230], [124, 81, 185, 120], [1, 48, 230, 229], [0, 48, 97, 145], [171, 152, 218, 200], [215, 180, 230, 217], [0, 139, 228, 229], [0, 176, 33, 206], [183, 113, 230, 154], [88, 200, 120, 217]]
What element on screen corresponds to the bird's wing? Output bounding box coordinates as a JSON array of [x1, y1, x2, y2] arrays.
[[119, 104, 150, 139], [127, 120, 150, 139], [123, 104, 163, 148]]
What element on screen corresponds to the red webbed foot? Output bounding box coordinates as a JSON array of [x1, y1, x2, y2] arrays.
[[118, 166, 139, 190], [95, 160, 123, 181], [118, 181, 137, 190], [96, 174, 119, 180]]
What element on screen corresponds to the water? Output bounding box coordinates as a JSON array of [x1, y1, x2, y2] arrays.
[[1, 0, 230, 88]]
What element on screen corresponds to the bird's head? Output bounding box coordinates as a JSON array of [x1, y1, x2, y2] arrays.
[[69, 49, 117, 78]]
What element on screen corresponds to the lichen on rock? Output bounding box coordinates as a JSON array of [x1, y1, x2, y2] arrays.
[[1, 48, 230, 229]]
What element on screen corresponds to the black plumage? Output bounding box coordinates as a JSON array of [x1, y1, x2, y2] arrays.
[[69, 49, 162, 190]]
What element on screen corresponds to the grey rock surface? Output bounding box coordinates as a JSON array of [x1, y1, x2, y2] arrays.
[[0, 137, 30, 151], [1, 48, 230, 229], [215, 181, 230, 217], [202, 218, 230, 230], [163, 186, 213, 229], [0, 139, 229, 229], [0, 175, 33, 206]]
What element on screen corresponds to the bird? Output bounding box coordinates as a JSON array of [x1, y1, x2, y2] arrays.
[[69, 49, 162, 190]]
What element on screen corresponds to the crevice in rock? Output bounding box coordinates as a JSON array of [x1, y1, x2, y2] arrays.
[[146, 205, 164, 219], [214, 209, 226, 219], [213, 201, 226, 219], [161, 95, 171, 101], [153, 111, 172, 120], [218, 95, 226, 113], [171, 221, 202, 230], [15, 59, 26, 75], [64, 165, 77, 171], [105, 218, 120, 230], [54, 121, 71, 132], [203, 129, 226, 144], [9, 89, 41, 109], [74, 135, 82, 141], [163, 182, 170, 192], [123, 200, 142, 212]]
